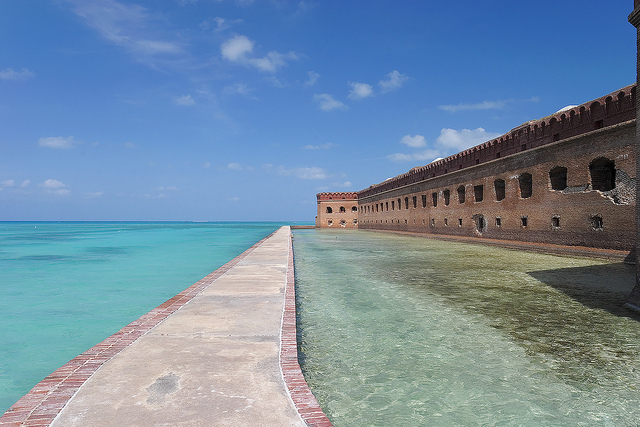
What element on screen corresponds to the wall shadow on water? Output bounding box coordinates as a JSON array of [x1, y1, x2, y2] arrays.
[[527, 262, 639, 320]]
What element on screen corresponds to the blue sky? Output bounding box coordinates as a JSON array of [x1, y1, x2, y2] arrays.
[[0, 1, 635, 221]]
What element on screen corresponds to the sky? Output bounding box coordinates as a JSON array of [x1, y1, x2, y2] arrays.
[[0, 1, 636, 221]]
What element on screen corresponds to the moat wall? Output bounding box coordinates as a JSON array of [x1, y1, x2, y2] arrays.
[[358, 119, 636, 252], [350, 85, 637, 254]]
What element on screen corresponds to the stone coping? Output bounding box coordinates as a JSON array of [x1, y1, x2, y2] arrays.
[[0, 226, 332, 427]]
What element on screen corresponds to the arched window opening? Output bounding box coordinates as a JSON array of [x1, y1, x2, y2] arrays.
[[391, 200, 395, 210], [589, 158, 616, 191], [326, 207, 333, 214], [404, 197, 409, 209], [549, 166, 567, 191], [412, 196, 417, 208], [339, 206, 346, 213], [352, 206, 358, 212], [421, 195, 427, 208], [443, 189, 450, 206], [474, 185, 483, 202], [432, 192, 438, 207], [457, 185, 465, 204], [519, 173, 533, 198], [398, 198, 402, 209], [473, 214, 486, 233], [494, 179, 505, 201]]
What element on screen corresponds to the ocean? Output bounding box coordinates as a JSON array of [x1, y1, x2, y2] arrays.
[[0, 221, 292, 414]]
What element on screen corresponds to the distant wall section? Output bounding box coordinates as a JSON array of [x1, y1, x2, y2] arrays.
[[316, 192, 358, 228]]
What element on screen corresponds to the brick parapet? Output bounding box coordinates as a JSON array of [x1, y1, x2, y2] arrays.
[[359, 85, 636, 199], [316, 192, 358, 201]]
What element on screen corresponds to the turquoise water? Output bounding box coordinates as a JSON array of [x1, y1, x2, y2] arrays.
[[293, 230, 640, 426], [0, 221, 293, 413]]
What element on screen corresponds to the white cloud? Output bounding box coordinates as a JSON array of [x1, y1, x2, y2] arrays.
[[313, 94, 347, 111], [277, 166, 327, 180], [221, 35, 254, 61], [84, 191, 104, 198], [174, 94, 195, 106], [0, 68, 35, 81], [124, 142, 137, 149], [400, 134, 426, 148], [251, 51, 297, 72], [227, 162, 254, 171], [201, 17, 242, 32], [436, 128, 502, 151], [439, 100, 506, 112], [1, 180, 15, 188], [304, 143, 336, 150], [38, 136, 76, 149], [439, 96, 539, 113], [227, 196, 240, 202], [334, 181, 352, 188], [223, 83, 253, 96], [305, 71, 319, 87], [156, 186, 178, 191], [21, 180, 30, 188], [41, 179, 70, 195], [68, 0, 183, 60], [203, 161, 211, 168], [378, 70, 408, 93], [221, 34, 297, 73], [348, 82, 374, 100], [387, 149, 441, 163], [388, 128, 500, 164]]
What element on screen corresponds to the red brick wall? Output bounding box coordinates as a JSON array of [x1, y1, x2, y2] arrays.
[[358, 117, 636, 252], [316, 192, 359, 228]]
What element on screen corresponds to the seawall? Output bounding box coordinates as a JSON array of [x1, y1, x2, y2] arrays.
[[0, 226, 331, 427]]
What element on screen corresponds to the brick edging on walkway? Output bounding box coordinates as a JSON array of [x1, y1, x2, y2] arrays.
[[0, 230, 278, 427], [280, 228, 333, 427]]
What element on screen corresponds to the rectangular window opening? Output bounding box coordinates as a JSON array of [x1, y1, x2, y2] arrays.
[[474, 185, 484, 202]]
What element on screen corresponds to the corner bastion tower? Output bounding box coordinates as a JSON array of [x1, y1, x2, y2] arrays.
[[628, 0, 640, 310], [316, 192, 359, 228]]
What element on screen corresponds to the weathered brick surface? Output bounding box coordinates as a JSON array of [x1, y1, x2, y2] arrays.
[[628, 0, 640, 309], [357, 90, 636, 253], [316, 192, 358, 229]]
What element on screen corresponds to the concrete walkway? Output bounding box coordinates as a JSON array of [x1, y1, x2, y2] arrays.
[[1, 226, 333, 426], [48, 226, 304, 426]]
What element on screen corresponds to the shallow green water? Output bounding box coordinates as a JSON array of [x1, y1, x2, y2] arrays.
[[293, 230, 640, 426], [0, 221, 291, 413]]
